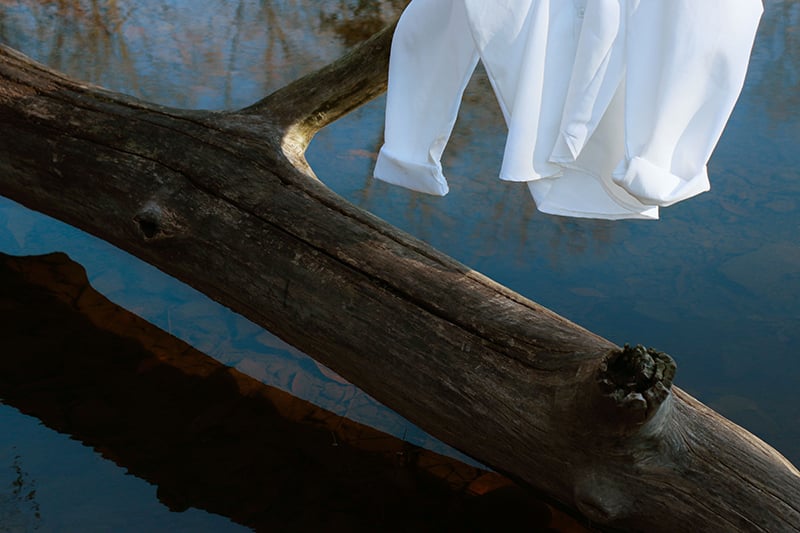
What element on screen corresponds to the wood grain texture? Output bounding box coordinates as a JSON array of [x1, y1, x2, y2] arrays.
[[0, 35, 798, 532]]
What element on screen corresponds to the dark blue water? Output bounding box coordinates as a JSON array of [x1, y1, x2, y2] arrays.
[[1, 1, 798, 530]]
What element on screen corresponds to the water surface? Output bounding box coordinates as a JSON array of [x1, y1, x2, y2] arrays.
[[0, 0, 798, 528]]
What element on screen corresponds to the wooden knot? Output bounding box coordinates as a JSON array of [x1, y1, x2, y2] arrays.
[[134, 201, 181, 240], [597, 344, 676, 425]]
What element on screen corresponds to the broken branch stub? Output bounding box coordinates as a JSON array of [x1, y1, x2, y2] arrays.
[[596, 344, 676, 429]]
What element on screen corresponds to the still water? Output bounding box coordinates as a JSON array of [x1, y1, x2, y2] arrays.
[[0, 0, 798, 530]]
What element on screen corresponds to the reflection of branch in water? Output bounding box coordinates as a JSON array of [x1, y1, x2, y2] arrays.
[[262, 0, 294, 87], [0, 252, 585, 532], [748, 2, 800, 124], [224, 0, 246, 110], [0, 450, 41, 532]]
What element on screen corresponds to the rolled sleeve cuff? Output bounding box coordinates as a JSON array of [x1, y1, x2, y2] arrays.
[[373, 146, 450, 196], [612, 156, 710, 207]]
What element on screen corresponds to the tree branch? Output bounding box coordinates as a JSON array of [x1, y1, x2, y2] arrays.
[[237, 21, 396, 155]]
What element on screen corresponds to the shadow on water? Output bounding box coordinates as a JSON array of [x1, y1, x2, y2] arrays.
[[0, 251, 588, 532]]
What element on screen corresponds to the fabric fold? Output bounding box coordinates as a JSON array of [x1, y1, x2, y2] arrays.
[[373, 147, 449, 196], [612, 156, 709, 207], [551, 0, 624, 162]]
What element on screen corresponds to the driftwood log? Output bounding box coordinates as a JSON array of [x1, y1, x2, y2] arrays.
[[0, 23, 798, 532]]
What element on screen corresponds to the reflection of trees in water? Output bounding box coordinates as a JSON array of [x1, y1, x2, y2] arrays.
[[318, 0, 409, 46], [748, 1, 800, 123], [0, 0, 406, 109], [0, 0, 139, 94]]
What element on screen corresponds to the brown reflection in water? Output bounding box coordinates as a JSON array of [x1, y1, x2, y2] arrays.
[[319, 0, 409, 47], [751, 1, 800, 125], [0, 0, 410, 108], [0, 252, 589, 532]]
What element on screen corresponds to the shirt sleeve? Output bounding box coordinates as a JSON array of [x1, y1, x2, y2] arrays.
[[373, 0, 479, 196]]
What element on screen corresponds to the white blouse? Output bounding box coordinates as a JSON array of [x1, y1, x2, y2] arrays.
[[373, 0, 763, 220]]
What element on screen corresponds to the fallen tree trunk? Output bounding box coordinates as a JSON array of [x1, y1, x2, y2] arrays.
[[0, 25, 798, 532]]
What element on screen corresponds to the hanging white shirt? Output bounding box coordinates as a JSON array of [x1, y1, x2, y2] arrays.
[[373, 0, 763, 220]]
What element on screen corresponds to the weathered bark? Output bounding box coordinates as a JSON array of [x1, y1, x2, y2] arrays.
[[0, 28, 798, 532]]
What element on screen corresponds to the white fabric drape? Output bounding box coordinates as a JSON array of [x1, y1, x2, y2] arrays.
[[373, 0, 763, 220]]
